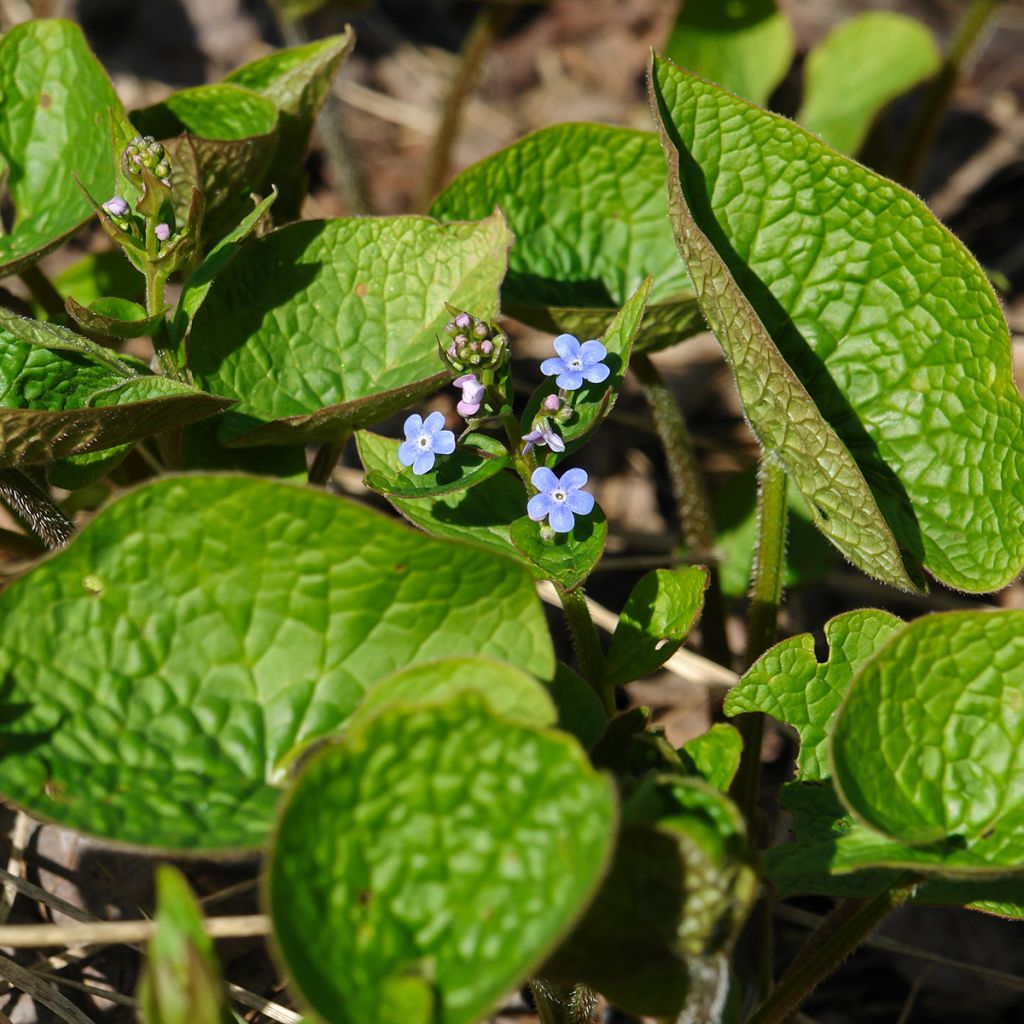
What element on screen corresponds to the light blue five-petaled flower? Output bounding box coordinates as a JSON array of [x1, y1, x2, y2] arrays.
[[540, 334, 610, 391], [398, 412, 455, 475], [527, 467, 594, 534]]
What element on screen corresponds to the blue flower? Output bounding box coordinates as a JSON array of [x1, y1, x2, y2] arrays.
[[540, 334, 610, 391], [521, 422, 565, 454], [398, 412, 455, 475], [527, 467, 594, 534]]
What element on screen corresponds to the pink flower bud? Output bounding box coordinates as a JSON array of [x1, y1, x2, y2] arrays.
[[155, 223, 171, 241]]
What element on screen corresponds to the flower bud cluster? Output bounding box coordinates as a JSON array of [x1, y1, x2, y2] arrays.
[[439, 308, 508, 375], [123, 135, 172, 185]]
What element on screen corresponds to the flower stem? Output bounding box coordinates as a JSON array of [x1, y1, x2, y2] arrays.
[[0, 470, 74, 550], [747, 876, 921, 1024], [731, 454, 788, 836], [416, 2, 519, 209], [631, 351, 730, 665], [556, 583, 613, 716], [894, 0, 1003, 188]]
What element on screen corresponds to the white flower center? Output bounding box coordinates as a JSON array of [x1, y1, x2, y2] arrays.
[[418, 436, 430, 448], [552, 489, 566, 503], [568, 358, 583, 370]]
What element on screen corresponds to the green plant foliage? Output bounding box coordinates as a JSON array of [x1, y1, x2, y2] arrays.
[[650, 55, 1024, 593], [548, 663, 607, 750], [268, 695, 617, 1024], [509, 505, 607, 590], [0, 476, 553, 849], [664, 0, 794, 106], [833, 610, 1024, 871], [226, 32, 354, 219], [0, 311, 228, 469], [64, 296, 168, 338], [189, 212, 511, 445], [798, 12, 940, 155], [50, 251, 143, 308], [0, 20, 125, 277], [678, 723, 743, 791], [137, 867, 233, 1024], [725, 609, 903, 781], [365, 434, 510, 498], [349, 656, 557, 728], [430, 125, 701, 351], [605, 566, 707, 685]]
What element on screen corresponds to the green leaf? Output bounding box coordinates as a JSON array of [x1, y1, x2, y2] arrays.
[[350, 656, 557, 729], [268, 695, 616, 1024], [678, 723, 743, 791], [663, 0, 794, 107], [833, 610, 1024, 871], [545, 775, 754, 1017], [725, 609, 903, 782], [134, 82, 278, 140], [605, 566, 707, 685], [650, 55, 1024, 593], [226, 32, 354, 219], [50, 251, 143, 308], [137, 867, 233, 1024], [364, 434, 511, 499], [712, 465, 840, 597], [798, 12, 940, 155], [548, 662, 607, 750], [0, 312, 229, 468], [65, 296, 168, 339], [0, 20, 125, 276], [509, 505, 607, 590], [430, 125, 701, 352], [356, 431, 535, 573], [179, 416, 307, 480], [523, 278, 653, 457], [0, 475, 553, 848], [189, 213, 512, 445]]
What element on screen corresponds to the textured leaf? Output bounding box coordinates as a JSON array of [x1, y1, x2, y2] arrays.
[[664, 0, 793, 106], [0, 312, 229, 468], [137, 867, 233, 1024], [0, 20, 124, 276], [65, 296, 167, 338], [350, 656, 557, 729], [178, 416, 307, 480], [509, 504, 607, 590], [650, 56, 1024, 592], [189, 213, 512, 445], [430, 125, 700, 352], [725, 609, 903, 782], [606, 566, 707, 685], [523, 278, 652, 459], [798, 12, 940, 155], [678, 723, 743, 792], [356, 431, 534, 572], [268, 695, 616, 1024], [226, 32, 354, 219], [833, 610, 1024, 871], [364, 433, 510, 498], [549, 662, 607, 750], [546, 775, 754, 1016], [0, 476, 553, 848]]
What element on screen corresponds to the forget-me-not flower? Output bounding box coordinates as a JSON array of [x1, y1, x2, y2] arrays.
[[540, 334, 610, 391], [527, 467, 594, 534], [453, 374, 485, 418], [398, 412, 455, 475], [522, 422, 565, 454]]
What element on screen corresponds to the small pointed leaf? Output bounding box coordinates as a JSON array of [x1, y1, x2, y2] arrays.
[[509, 505, 607, 590], [65, 296, 168, 339], [678, 723, 743, 792]]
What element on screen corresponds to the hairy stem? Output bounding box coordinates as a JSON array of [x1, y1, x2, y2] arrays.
[[0, 470, 74, 550], [894, 0, 1003, 188], [631, 351, 730, 665], [747, 876, 921, 1024], [416, 2, 518, 209], [556, 583, 613, 716]]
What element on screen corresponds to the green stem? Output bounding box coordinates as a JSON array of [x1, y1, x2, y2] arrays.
[[894, 0, 1003, 188], [0, 470, 74, 550], [530, 980, 567, 1024], [308, 435, 349, 486], [747, 876, 921, 1024], [556, 583, 613, 716], [631, 351, 730, 665], [416, 2, 518, 209], [142, 230, 181, 381], [19, 266, 65, 321], [731, 455, 788, 835]]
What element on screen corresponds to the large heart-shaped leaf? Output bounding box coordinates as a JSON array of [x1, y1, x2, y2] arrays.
[[225, 32, 354, 220], [0, 311, 228, 468], [663, 0, 793, 107], [0, 20, 125, 277], [189, 212, 512, 445], [430, 125, 700, 352], [650, 55, 1024, 593], [798, 12, 940, 156], [0, 476, 553, 849], [268, 695, 616, 1024]]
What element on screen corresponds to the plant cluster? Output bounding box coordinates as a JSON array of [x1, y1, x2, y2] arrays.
[[0, 3, 1019, 1024]]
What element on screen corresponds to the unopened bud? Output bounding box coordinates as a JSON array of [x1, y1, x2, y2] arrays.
[[454, 312, 471, 330], [155, 223, 171, 242], [473, 322, 489, 339], [102, 196, 129, 217], [543, 394, 561, 413], [480, 340, 494, 355]]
